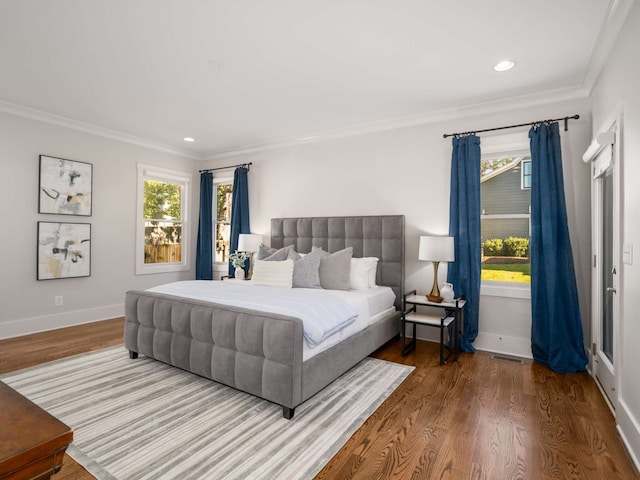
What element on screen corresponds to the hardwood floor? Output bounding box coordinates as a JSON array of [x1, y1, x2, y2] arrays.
[[0, 318, 125, 374], [1, 319, 638, 480]]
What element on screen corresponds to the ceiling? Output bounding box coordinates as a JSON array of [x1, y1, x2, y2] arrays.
[[0, 0, 629, 159]]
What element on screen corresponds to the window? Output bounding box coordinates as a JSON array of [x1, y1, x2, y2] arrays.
[[521, 159, 532, 189], [214, 178, 233, 264], [136, 164, 191, 275], [480, 154, 531, 286]]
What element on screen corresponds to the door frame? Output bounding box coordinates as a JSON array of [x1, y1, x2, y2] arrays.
[[589, 110, 623, 411]]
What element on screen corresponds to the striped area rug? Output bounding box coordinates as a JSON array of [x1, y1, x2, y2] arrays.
[[2, 346, 413, 480]]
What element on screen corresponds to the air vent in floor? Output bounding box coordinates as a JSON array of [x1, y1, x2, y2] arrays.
[[491, 353, 525, 364]]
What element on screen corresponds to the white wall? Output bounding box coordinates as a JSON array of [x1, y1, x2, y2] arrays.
[[202, 96, 592, 358], [0, 112, 198, 338], [590, 0, 640, 468]]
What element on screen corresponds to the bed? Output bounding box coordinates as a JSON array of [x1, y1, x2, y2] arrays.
[[124, 215, 405, 418]]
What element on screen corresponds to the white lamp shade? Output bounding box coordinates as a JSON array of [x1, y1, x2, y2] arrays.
[[418, 236, 454, 262], [237, 233, 262, 252]]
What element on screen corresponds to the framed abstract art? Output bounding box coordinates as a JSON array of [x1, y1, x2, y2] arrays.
[[37, 222, 91, 280], [39, 155, 93, 216]]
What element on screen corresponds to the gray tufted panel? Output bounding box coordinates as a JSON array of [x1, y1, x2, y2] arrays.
[[270, 215, 405, 309], [124, 291, 305, 408]]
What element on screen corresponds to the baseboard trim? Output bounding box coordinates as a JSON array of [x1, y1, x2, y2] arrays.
[[617, 397, 640, 474], [410, 328, 532, 359], [0, 304, 124, 340], [472, 332, 533, 359]]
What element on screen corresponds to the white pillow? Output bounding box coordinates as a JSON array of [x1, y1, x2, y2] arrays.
[[350, 257, 379, 290], [367, 257, 379, 287], [251, 259, 294, 288]]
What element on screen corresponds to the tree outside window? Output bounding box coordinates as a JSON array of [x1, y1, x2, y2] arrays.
[[143, 180, 183, 264], [215, 183, 233, 263], [136, 164, 190, 275]]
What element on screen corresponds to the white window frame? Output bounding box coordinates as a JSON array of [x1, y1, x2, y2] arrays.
[[136, 163, 191, 275], [480, 135, 531, 298]]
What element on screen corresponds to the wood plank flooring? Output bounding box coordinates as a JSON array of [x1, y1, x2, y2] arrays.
[[1, 319, 638, 480]]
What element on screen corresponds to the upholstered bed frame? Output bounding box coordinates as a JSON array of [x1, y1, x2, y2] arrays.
[[124, 215, 405, 419]]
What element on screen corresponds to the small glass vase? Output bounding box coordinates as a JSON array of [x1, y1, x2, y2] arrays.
[[441, 282, 454, 303], [234, 267, 245, 280]]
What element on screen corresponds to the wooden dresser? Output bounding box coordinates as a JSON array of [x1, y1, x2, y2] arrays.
[[0, 382, 73, 480]]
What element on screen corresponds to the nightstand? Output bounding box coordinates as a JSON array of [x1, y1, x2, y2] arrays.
[[402, 290, 465, 364]]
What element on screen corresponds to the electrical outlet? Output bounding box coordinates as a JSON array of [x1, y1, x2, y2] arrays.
[[55, 296, 63, 307]]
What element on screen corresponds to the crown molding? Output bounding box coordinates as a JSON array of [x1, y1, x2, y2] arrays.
[[203, 85, 590, 160], [0, 100, 202, 160], [1, 81, 593, 163]]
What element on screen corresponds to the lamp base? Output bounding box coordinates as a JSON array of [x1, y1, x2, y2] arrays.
[[247, 253, 255, 280], [426, 294, 443, 303], [427, 261, 443, 303]]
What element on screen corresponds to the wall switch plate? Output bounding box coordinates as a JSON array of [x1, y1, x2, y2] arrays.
[[623, 243, 633, 265], [54, 296, 63, 307]]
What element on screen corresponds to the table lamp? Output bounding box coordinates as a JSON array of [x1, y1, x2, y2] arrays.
[[418, 235, 455, 302], [237, 233, 262, 279]]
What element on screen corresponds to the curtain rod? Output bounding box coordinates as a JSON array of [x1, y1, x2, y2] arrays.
[[443, 114, 580, 139], [199, 162, 252, 173]]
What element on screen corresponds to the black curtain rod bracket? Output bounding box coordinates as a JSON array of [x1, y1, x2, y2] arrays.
[[199, 162, 253, 173], [443, 114, 579, 139]]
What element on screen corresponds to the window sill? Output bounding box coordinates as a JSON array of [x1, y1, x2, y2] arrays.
[[480, 281, 531, 299], [136, 262, 189, 275]]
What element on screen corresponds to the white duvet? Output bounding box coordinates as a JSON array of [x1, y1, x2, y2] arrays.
[[148, 281, 361, 347], [146, 281, 396, 360]]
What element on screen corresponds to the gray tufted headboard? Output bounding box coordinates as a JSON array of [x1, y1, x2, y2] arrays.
[[270, 215, 405, 309]]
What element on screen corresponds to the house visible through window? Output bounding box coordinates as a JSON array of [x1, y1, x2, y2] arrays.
[[136, 164, 190, 274], [481, 155, 531, 284], [215, 180, 233, 264]]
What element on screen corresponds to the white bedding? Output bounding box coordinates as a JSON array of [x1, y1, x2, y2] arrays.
[[303, 287, 396, 360], [148, 281, 358, 347], [146, 281, 396, 361], [329, 286, 397, 317]]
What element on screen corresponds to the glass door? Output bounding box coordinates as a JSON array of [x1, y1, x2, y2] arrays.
[[594, 154, 618, 407], [601, 169, 614, 364]]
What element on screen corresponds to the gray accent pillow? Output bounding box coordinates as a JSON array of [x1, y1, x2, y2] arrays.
[[292, 248, 327, 288], [257, 244, 276, 260], [286, 248, 301, 261], [318, 247, 353, 290], [260, 244, 294, 261]]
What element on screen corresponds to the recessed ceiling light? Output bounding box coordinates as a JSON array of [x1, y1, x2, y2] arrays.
[[183, 137, 195, 142], [494, 60, 515, 72]]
